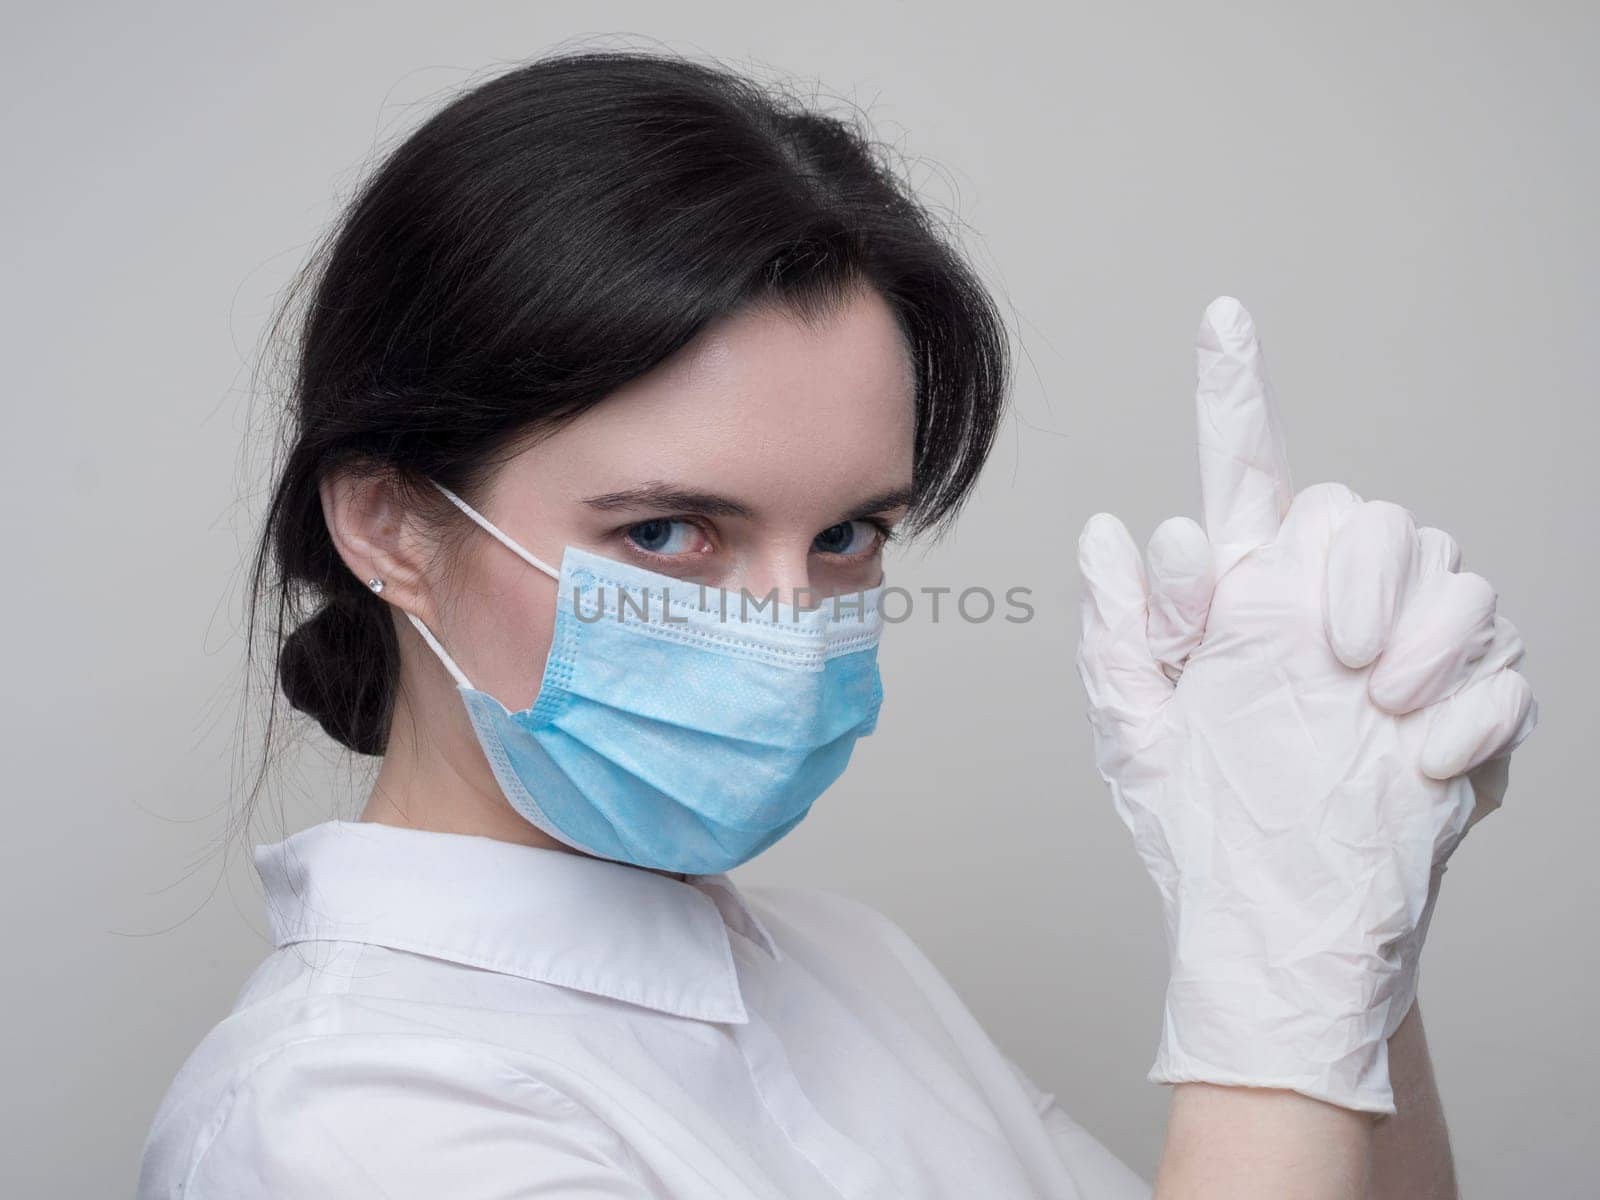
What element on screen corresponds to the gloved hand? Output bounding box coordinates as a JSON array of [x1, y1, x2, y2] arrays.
[[1075, 297, 1539, 1114]]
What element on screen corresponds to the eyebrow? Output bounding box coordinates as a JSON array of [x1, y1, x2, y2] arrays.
[[580, 481, 918, 523], [838, 485, 917, 522]]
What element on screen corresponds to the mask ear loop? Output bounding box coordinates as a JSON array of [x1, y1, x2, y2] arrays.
[[405, 611, 474, 690], [397, 481, 564, 691], [432, 482, 561, 580]]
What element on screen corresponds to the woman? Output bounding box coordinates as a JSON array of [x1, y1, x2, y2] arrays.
[[137, 49, 1537, 1198]]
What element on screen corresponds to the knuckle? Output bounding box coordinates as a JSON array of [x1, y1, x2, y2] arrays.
[[1416, 525, 1464, 573], [1450, 570, 1498, 611]]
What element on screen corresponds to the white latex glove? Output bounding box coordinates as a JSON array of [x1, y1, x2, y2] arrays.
[[1076, 297, 1539, 1114]]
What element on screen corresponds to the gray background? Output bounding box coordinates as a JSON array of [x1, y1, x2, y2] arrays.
[[3, 2, 1594, 1194]]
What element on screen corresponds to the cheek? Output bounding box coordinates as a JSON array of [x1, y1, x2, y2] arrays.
[[445, 555, 560, 710]]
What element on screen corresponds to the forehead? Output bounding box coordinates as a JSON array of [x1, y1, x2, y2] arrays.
[[513, 286, 917, 510]]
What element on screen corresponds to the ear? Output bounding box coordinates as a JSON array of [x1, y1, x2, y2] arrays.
[[319, 468, 440, 625]]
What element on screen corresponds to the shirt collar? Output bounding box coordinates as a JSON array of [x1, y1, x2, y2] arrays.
[[253, 820, 780, 1025]]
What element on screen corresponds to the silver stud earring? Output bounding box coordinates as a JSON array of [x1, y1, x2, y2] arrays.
[[367, 578, 385, 595]]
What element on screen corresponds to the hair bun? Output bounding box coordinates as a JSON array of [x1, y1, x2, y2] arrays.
[[278, 596, 393, 755]]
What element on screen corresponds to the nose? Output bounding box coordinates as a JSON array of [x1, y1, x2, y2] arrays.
[[729, 548, 821, 611]]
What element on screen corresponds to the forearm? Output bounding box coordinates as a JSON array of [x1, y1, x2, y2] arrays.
[[1150, 1000, 1457, 1199], [1370, 1001, 1457, 1200], [1154, 1083, 1374, 1199]]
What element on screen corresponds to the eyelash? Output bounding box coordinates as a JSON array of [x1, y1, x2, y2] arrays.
[[617, 515, 898, 564], [852, 517, 899, 550]]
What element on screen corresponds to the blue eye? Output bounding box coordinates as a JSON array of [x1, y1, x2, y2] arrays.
[[626, 519, 703, 556], [813, 520, 880, 557]]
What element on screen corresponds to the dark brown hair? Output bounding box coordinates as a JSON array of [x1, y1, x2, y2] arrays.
[[251, 48, 1011, 766]]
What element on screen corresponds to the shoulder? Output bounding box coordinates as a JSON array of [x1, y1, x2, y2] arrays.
[[137, 1030, 651, 1199], [138, 941, 652, 1199]]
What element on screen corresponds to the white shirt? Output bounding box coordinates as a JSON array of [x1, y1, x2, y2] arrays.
[[137, 820, 1151, 1198]]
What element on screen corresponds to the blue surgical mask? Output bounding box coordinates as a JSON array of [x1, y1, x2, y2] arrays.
[[403, 483, 885, 875]]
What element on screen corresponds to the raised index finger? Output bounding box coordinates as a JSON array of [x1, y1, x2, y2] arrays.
[[1195, 296, 1294, 577]]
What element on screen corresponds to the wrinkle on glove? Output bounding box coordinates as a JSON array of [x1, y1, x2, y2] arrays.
[[1076, 297, 1539, 1115]]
